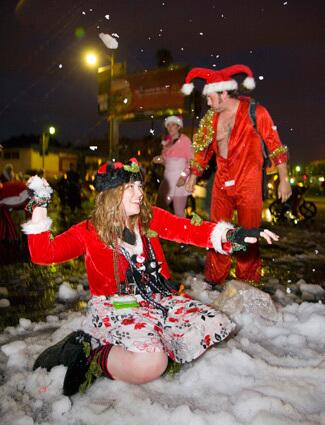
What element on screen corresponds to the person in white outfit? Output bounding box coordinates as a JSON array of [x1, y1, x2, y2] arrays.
[[153, 116, 193, 217]]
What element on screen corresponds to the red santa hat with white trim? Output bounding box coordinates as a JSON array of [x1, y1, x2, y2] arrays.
[[181, 64, 256, 96]]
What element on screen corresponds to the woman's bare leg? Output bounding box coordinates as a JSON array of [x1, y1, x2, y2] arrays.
[[107, 346, 168, 384], [173, 196, 188, 217]]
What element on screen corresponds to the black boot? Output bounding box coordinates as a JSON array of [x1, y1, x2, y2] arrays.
[[33, 330, 91, 372], [63, 343, 113, 396]]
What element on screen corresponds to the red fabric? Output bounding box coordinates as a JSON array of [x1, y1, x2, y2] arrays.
[[0, 181, 27, 202], [0, 181, 28, 241], [205, 187, 262, 283], [190, 98, 283, 283], [0, 205, 18, 240], [28, 207, 218, 296]]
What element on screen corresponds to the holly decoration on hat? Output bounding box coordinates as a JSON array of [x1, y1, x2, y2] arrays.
[[123, 158, 140, 173]]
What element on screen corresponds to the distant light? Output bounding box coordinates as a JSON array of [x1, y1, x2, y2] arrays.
[[58, 64, 63, 69], [319, 177, 325, 182], [82, 11, 86, 15], [49, 126, 56, 135], [181, 47, 184, 51], [295, 165, 301, 172], [258, 75, 264, 80], [75, 27, 86, 39], [199, 32, 204, 36], [123, 98, 128, 104], [290, 178, 295, 184], [89, 146, 98, 151], [105, 14, 110, 20], [85, 52, 97, 66], [137, 150, 141, 156], [149, 129, 155, 135]]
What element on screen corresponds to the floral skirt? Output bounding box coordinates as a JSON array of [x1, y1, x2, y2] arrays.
[[83, 293, 235, 363]]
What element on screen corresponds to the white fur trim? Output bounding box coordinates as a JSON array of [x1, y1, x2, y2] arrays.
[[164, 116, 183, 128], [203, 80, 238, 95], [210, 221, 234, 254], [181, 83, 194, 95], [21, 217, 52, 235], [243, 76, 256, 90], [0, 190, 28, 206], [28, 175, 53, 198]]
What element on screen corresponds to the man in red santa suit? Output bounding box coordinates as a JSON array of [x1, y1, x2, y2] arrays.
[[22, 158, 278, 396], [183, 65, 291, 286]]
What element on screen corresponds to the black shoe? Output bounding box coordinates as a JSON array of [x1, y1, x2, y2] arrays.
[[33, 330, 91, 372], [63, 346, 103, 396], [63, 347, 90, 396]]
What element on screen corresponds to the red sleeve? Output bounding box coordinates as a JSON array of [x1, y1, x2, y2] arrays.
[[28, 224, 85, 265], [190, 142, 215, 177], [149, 207, 216, 248], [256, 105, 288, 166]]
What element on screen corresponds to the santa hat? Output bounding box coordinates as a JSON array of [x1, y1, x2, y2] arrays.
[[164, 115, 183, 128], [94, 158, 143, 192], [181, 65, 256, 96]]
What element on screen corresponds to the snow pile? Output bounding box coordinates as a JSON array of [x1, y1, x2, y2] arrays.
[[0, 278, 325, 425]]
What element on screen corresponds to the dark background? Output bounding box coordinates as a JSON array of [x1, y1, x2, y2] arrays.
[[1, 0, 324, 162]]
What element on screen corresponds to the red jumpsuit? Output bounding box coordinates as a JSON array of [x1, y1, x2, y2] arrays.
[[191, 97, 288, 284]]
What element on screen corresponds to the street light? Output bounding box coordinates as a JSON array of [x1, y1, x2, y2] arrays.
[[40, 126, 56, 171], [85, 52, 98, 67]]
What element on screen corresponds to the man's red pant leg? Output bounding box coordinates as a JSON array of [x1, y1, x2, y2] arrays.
[[235, 202, 263, 283], [204, 189, 234, 284]]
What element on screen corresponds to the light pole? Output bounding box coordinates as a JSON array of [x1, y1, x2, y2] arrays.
[[40, 126, 55, 171], [108, 52, 115, 159]]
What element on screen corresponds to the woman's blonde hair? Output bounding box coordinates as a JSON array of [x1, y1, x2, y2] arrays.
[[91, 183, 152, 247]]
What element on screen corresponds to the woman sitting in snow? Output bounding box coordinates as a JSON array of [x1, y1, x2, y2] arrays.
[[22, 158, 278, 396]]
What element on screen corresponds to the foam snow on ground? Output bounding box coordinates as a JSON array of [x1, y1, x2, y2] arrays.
[[0, 277, 324, 425]]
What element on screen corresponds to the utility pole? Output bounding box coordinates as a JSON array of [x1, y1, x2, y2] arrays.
[[108, 53, 115, 159]]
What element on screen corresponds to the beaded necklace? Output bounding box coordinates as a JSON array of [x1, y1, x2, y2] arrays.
[[119, 236, 171, 318]]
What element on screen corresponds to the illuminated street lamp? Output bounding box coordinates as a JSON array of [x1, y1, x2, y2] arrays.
[[40, 126, 56, 170], [85, 52, 98, 67]]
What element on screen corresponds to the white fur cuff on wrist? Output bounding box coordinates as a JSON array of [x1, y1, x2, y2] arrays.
[[21, 217, 52, 235], [210, 221, 234, 254]]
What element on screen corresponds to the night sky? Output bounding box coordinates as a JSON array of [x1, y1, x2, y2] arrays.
[[1, 0, 324, 163]]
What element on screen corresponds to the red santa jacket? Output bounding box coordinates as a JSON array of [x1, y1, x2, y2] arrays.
[[23, 207, 231, 297], [191, 97, 288, 195]]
